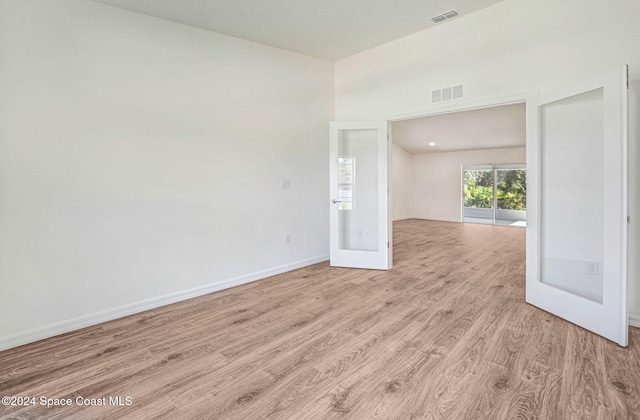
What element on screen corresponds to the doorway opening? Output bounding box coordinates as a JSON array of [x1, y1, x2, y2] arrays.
[[390, 101, 526, 226], [463, 164, 526, 227]]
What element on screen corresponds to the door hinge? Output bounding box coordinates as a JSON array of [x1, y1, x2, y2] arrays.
[[628, 215, 631, 224], [627, 66, 630, 90], [387, 241, 389, 248]]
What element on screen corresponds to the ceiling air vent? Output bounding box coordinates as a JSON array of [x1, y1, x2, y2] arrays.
[[431, 9, 459, 23], [452, 84, 464, 99], [442, 10, 459, 19], [432, 84, 464, 103]]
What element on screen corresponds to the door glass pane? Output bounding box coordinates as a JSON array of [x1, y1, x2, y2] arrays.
[[540, 88, 604, 303], [337, 129, 379, 251], [463, 169, 494, 223]]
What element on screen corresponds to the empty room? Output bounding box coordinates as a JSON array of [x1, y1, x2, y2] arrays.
[[1, 0, 639, 419]]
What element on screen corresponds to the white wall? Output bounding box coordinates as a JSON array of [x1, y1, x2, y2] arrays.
[[335, 0, 640, 323], [391, 143, 413, 221], [336, 0, 640, 119], [0, 0, 334, 349], [412, 148, 525, 222]]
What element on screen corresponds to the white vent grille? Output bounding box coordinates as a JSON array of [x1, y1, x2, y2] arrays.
[[432, 84, 464, 103], [452, 84, 464, 99], [431, 9, 459, 23], [442, 10, 459, 19], [442, 87, 452, 101]]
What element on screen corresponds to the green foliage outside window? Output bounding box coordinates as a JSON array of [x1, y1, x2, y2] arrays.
[[464, 170, 493, 208], [497, 169, 526, 210], [464, 169, 526, 211]]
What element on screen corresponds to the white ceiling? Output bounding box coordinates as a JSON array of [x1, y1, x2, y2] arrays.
[[92, 0, 504, 61], [392, 103, 526, 154]]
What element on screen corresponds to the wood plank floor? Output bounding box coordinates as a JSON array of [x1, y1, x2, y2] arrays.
[[1, 219, 639, 419]]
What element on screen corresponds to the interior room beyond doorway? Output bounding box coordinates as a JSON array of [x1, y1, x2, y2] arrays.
[[391, 102, 527, 225]]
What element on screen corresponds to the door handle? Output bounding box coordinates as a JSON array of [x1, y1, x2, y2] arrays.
[[332, 199, 342, 204]]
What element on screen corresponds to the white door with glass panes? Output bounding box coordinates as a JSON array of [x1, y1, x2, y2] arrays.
[[526, 65, 629, 346], [329, 121, 391, 270]]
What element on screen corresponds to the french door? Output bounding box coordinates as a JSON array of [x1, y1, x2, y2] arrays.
[[526, 65, 628, 346], [329, 121, 391, 270]]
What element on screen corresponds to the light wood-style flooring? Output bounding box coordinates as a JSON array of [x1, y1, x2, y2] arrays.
[[1, 219, 639, 419]]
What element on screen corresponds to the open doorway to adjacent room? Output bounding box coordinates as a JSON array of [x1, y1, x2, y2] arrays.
[[391, 102, 526, 227]]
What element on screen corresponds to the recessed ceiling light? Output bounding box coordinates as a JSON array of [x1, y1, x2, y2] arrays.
[[429, 142, 436, 147]]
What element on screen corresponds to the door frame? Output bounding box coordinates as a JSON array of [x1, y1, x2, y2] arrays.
[[386, 93, 532, 230], [387, 93, 532, 123]]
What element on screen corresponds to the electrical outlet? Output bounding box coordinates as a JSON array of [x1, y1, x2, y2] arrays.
[[281, 179, 290, 189], [587, 262, 599, 275], [284, 233, 290, 244]]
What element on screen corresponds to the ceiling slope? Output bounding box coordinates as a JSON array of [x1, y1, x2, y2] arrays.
[[92, 0, 503, 61]]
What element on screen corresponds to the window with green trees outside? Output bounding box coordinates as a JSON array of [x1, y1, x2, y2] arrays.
[[496, 169, 526, 211], [464, 169, 526, 211], [464, 170, 493, 209]]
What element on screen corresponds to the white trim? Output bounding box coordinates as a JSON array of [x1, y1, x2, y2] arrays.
[[386, 92, 537, 123], [413, 217, 462, 224], [630, 314, 640, 328], [495, 163, 526, 170], [463, 164, 494, 171], [0, 255, 329, 351], [619, 65, 629, 342]]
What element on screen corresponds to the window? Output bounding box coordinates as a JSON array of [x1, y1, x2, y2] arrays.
[[462, 164, 526, 226]]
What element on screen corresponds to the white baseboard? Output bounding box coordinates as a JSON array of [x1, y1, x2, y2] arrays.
[[630, 313, 640, 328], [412, 217, 462, 223], [0, 255, 329, 351]]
